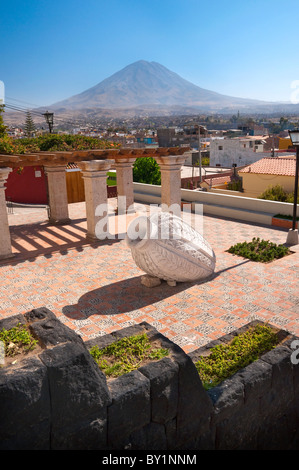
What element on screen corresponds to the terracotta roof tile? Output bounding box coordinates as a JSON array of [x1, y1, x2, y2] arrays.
[[204, 175, 233, 186], [239, 157, 296, 176]]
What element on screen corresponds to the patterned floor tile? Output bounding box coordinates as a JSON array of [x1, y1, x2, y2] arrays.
[[0, 200, 298, 353]]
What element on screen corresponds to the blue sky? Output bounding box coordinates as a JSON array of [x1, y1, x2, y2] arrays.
[[1, 0, 299, 108]]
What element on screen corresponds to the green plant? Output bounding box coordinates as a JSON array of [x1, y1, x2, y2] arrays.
[[0, 323, 38, 358], [227, 237, 290, 262], [0, 105, 7, 137], [273, 214, 299, 221], [133, 157, 161, 185], [258, 184, 299, 203], [195, 156, 210, 167], [0, 133, 119, 155], [89, 333, 169, 377], [23, 111, 36, 137], [227, 178, 243, 191], [195, 324, 279, 390]]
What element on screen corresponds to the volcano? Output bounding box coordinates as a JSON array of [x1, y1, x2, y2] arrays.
[[49, 60, 274, 112]]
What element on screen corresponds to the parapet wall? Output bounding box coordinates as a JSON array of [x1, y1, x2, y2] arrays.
[[133, 182, 294, 225], [0, 308, 298, 450]]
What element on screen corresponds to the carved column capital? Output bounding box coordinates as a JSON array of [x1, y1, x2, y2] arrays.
[[77, 159, 115, 175], [76, 159, 115, 240], [154, 154, 187, 171], [0, 167, 12, 189]]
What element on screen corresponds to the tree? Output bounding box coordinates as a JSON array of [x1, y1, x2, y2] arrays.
[[23, 111, 36, 137], [258, 184, 298, 203], [0, 105, 7, 137], [133, 157, 161, 185]]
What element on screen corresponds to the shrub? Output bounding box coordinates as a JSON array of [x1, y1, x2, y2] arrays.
[[274, 213, 299, 221], [227, 178, 243, 191], [228, 237, 290, 262], [89, 333, 168, 378], [195, 324, 279, 390], [0, 323, 38, 358], [0, 105, 7, 137], [258, 184, 298, 203], [0, 133, 119, 155]]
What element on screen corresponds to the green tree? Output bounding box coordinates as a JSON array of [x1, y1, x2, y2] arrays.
[[258, 184, 298, 203], [133, 157, 161, 185], [23, 111, 36, 137], [0, 105, 7, 137]]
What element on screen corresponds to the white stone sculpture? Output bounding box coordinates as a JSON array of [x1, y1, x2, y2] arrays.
[[126, 212, 216, 285]]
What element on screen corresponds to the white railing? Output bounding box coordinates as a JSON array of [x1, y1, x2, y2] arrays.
[[133, 182, 294, 225]]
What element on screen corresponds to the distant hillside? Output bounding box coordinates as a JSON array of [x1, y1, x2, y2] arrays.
[[5, 61, 299, 126], [49, 60, 277, 112]]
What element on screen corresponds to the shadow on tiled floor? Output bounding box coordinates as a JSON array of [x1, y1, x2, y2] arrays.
[[3, 218, 120, 265], [62, 275, 191, 319], [1, 202, 298, 353]]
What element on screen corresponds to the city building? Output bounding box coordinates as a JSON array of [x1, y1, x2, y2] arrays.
[[238, 156, 296, 198], [210, 136, 269, 167]]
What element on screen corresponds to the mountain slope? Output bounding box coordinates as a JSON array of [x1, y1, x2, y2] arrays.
[[50, 60, 272, 111]]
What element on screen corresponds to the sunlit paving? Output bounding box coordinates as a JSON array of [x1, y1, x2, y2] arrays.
[[1, 199, 298, 354], [1, 0, 299, 450]]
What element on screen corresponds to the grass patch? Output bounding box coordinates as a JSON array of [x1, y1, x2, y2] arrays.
[[89, 333, 169, 378], [195, 324, 279, 390], [0, 323, 38, 359], [227, 237, 290, 262]]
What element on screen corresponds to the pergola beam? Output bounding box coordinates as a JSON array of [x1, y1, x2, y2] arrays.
[[0, 147, 190, 258], [0, 147, 189, 168]]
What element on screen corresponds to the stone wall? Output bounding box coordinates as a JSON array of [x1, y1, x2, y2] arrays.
[[0, 308, 298, 450]]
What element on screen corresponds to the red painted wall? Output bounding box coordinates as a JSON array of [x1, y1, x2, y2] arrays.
[[5, 166, 48, 204]]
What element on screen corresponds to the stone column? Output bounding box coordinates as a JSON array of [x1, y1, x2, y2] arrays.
[[0, 167, 13, 259], [44, 165, 70, 225], [114, 157, 136, 214], [77, 159, 114, 240], [155, 155, 187, 215]]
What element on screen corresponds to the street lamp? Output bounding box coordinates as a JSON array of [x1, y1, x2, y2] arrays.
[[43, 111, 54, 133], [287, 128, 299, 245]]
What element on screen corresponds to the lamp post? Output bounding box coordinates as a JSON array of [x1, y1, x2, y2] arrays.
[[286, 128, 299, 245], [43, 111, 54, 133]]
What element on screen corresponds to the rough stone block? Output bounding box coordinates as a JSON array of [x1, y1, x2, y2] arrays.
[[40, 341, 111, 449], [25, 307, 83, 347], [236, 359, 272, 404], [129, 422, 167, 450], [0, 357, 50, 449], [208, 376, 245, 419], [141, 274, 161, 287], [165, 417, 177, 449], [107, 370, 151, 448], [0, 314, 26, 331], [175, 350, 213, 447], [257, 411, 299, 450], [139, 357, 179, 424], [260, 345, 295, 416], [208, 377, 246, 449]]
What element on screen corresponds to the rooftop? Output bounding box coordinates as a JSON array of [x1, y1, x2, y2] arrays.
[[239, 157, 296, 176], [1, 200, 298, 354]]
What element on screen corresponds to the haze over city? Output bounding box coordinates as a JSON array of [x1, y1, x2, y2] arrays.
[[1, 0, 299, 108]]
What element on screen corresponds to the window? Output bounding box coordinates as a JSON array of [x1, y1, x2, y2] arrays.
[[218, 146, 223, 150]]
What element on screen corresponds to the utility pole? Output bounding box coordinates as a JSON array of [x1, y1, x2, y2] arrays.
[[199, 126, 202, 183]]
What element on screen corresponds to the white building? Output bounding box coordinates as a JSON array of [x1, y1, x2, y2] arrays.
[[210, 136, 268, 168]]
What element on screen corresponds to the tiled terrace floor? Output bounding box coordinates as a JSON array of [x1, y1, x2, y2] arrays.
[[1, 200, 299, 353]]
